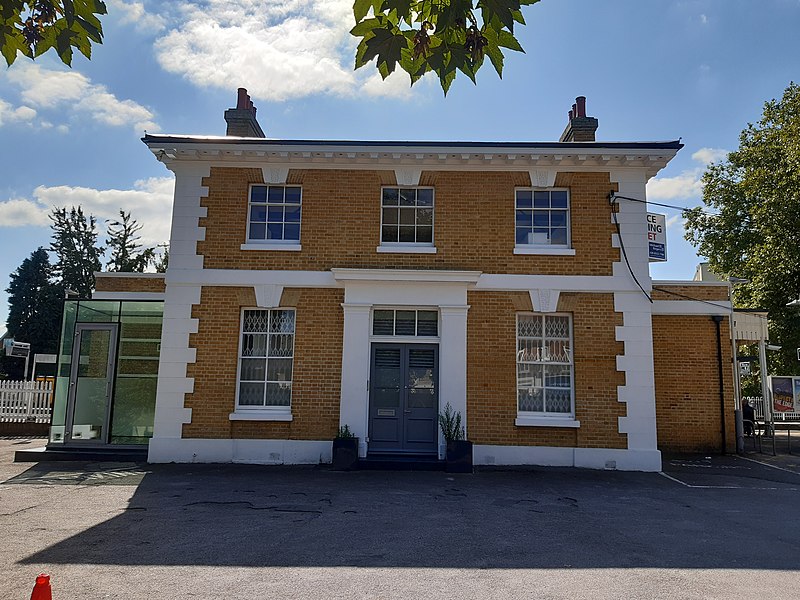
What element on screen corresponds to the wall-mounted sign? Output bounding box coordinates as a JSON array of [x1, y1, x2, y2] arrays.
[[647, 213, 667, 262], [739, 362, 751, 376], [5, 340, 30, 358]]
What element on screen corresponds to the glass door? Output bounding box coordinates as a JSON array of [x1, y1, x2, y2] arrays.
[[64, 323, 118, 444]]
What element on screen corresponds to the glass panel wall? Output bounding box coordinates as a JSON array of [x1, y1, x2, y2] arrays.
[[110, 302, 162, 445], [50, 302, 77, 443], [50, 299, 163, 446]]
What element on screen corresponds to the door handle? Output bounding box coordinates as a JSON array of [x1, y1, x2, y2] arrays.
[[404, 409, 412, 414]]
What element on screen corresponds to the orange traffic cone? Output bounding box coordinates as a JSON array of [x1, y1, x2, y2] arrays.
[[30, 574, 52, 600]]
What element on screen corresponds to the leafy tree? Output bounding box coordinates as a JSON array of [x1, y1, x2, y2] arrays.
[[352, 0, 538, 94], [2, 248, 62, 379], [684, 82, 800, 377], [1, 0, 107, 66], [106, 210, 156, 272], [49, 206, 103, 298]]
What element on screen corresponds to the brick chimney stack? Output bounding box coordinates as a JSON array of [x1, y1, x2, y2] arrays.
[[224, 88, 265, 137], [559, 95, 598, 142]]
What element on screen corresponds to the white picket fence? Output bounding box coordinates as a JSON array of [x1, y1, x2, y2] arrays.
[[746, 396, 800, 422], [0, 380, 53, 423]]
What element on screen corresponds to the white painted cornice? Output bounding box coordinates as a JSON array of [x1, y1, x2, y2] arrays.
[[144, 138, 681, 179]]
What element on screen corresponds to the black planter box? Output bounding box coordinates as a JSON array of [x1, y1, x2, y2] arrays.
[[332, 437, 359, 471], [445, 440, 473, 473]]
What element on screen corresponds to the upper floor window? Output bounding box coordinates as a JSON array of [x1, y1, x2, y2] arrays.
[[515, 189, 570, 247], [380, 187, 434, 246], [247, 185, 302, 243]]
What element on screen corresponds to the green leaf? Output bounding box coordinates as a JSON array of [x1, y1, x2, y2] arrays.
[[478, 0, 521, 31], [497, 29, 523, 52], [362, 26, 408, 77], [484, 41, 504, 77], [353, 0, 374, 22], [350, 16, 385, 37], [439, 68, 456, 95], [382, 0, 414, 23]]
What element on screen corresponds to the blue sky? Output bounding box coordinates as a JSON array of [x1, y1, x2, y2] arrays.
[[1, 0, 799, 329]]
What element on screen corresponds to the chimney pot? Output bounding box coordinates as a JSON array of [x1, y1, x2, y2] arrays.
[[226, 87, 265, 137], [576, 96, 586, 118], [559, 94, 598, 143], [237, 88, 250, 110]]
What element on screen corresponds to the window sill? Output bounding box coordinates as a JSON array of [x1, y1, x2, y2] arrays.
[[514, 247, 576, 256], [229, 411, 293, 422], [515, 416, 580, 428], [240, 243, 302, 252], [376, 245, 437, 254]]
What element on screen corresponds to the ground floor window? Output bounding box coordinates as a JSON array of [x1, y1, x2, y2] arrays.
[[516, 313, 574, 416], [237, 309, 295, 409]]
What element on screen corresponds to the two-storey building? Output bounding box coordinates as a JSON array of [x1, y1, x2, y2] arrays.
[[47, 90, 735, 471]]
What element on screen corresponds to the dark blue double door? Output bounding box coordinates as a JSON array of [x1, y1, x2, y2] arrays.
[[369, 343, 439, 455]]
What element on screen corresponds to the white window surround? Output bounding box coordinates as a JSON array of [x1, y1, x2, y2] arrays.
[[515, 416, 580, 428], [241, 243, 302, 251], [229, 410, 293, 422], [516, 312, 576, 421], [376, 245, 437, 254], [513, 247, 576, 256], [514, 187, 571, 251], [234, 307, 296, 420]]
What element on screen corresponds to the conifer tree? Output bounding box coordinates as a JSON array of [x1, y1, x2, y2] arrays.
[[49, 206, 103, 298], [2, 248, 62, 379], [106, 210, 156, 272]]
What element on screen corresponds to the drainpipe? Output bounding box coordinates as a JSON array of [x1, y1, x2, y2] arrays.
[[712, 315, 727, 454]]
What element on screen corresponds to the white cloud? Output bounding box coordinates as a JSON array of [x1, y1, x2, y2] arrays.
[[107, 0, 166, 32], [0, 99, 37, 126], [153, 0, 421, 101], [647, 147, 729, 201], [3, 63, 159, 132], [647, 172, 704, 201], [700, 13, 708, 24], [666, 214, 685, 230], [691, 147, 727, 165], [0, 177, 175, 245]]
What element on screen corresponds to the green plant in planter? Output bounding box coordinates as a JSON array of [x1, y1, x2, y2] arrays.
[[332, 424, 359, 471], [438, 402, 465, 441], [336, 424, 355, 439]]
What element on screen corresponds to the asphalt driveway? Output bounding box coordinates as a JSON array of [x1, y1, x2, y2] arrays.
[[2, 437, 799, 599]]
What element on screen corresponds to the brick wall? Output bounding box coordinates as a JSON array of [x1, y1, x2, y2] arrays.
[[95, 275, 166, 293], [653, 315, 736, 453], [651, 284, 729, 302], [466, 291, 626, 449], [182, 286, 344, 440], [197, 168, 619, 276]]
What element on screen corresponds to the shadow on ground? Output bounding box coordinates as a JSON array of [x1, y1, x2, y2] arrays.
[[6, 458, 800, 571]]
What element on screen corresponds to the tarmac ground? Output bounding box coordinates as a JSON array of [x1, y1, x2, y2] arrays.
[[2, 436, 800, 599]]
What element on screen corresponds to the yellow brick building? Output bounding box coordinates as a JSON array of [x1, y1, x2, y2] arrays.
[[89, 91, 735, 470]]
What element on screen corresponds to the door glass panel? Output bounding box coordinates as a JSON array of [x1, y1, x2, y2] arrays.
[[374, 348, 401, 387], [407, 349, 436, 409], [71, 328, 112, 441]]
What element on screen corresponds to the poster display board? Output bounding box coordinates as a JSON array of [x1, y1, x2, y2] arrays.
[[770, 376, 800, 412], [647, 213, 667, 262]]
